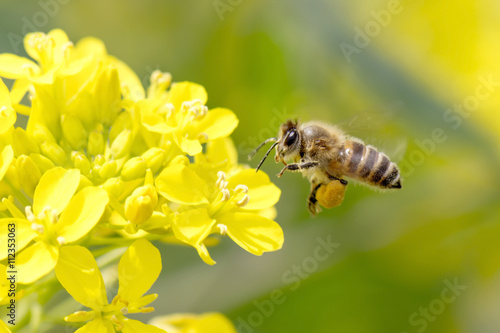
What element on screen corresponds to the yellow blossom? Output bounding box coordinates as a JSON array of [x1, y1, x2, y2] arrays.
[[55, 239, 165, 333], [0, 28, 283, 332], [0, 167, 108, 284], [141, 81, 239, 156], [156, 139, 283, 265], [0, 29, 81, 85]]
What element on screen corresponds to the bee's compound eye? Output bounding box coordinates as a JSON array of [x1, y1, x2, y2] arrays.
[[285, 130, 297, 146]]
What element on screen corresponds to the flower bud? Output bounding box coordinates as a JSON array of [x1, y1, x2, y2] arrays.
[[99, 160, 117, 179], [12, 128, 40, 156], [61, 114, 87, 149], [0, 105, 16, 134], [170, 155, 189, 166], [121, 156, 147, 181], [102, 177, 124, 199], [72, 152, 91, 175], [141, 148, 165, 174], [31, 124, 56, 144], [124, 184, 158, 225], [88, 131, 105, 156], [29, 153, 55, 173], [40, 141, 67, 165], [94, 66, 121, 126], [111, 129, 132, 158], [16, 155, 41, 197], [94, 154, 106, 166], [109, 111, 132, 143]]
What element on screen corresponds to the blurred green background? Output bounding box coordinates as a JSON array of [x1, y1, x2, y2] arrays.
[[2, 0, 500, 332]]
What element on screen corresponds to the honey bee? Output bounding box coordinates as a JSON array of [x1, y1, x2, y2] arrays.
[[248, 119, 402, 215]]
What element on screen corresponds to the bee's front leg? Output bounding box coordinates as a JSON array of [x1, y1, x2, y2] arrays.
[[277, 161, 319, 177]]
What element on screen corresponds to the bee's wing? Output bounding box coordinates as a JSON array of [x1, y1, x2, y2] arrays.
[[336, 106, 407, 162]]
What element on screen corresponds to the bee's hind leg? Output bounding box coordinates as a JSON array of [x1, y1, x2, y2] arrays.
[[307, 182, 323, 216], [327, 174, 348, 186]]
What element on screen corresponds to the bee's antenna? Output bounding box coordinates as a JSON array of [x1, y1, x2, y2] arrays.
[[255, 141, 279, 172], [248, 137, 277, 160]]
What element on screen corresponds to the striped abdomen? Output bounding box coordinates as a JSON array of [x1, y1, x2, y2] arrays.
[[336, 140, 402, 189]]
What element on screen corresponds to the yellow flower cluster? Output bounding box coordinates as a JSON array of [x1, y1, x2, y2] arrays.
[[0, 29, 283, 332]]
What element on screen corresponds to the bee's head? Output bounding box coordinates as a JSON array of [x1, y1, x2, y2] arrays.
[[248, 119, 301, 172], [276, 119, 300, 163]]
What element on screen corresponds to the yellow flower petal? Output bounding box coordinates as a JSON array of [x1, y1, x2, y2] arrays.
[[0, 54, 39, 79], [65, 310, 94, 322], [218, 212, 284, 255], [59, 56, 91, 77], [74, 37, 107, 60], [167, 82, 207, 111], [196, 243, 216, 265], [173, 208, 216, 246], [189, 108, 238, 141], [108, 55, 145, 101], [47, 28, 70, 64], [149, 312, 236, 333], [227, 170, 281, 210], [55, 245, 108, 310], [206, 138, 238, 167], [56, 187, 109, 243], [0, 107, 16, 134], [24, 29, 68, 65], [179, 137, 203, 156], [141, 103, 176, 133], [134, 293, 158, 309], [118, 239, 161, 303], [93, 66, 121, 125], [187, 312, 237, 333], [10, 79, 30, 105], [0, 218, 37, 261], [0, 318, 12, 333], [121, 318, 167, 333], [33, 167, 80, 216], [0, 79, 16, 134], [156, 164, 209, 205], [74, 318, 114, 333], [0, 145, 14, 181], [17, 242, 58, 284]]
